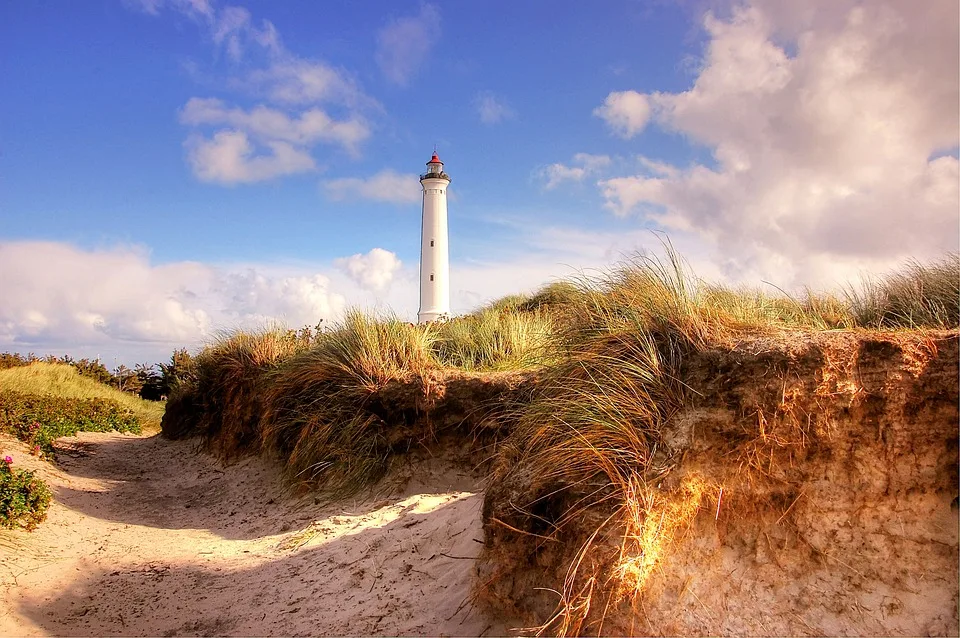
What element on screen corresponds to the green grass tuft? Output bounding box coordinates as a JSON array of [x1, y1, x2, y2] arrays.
[[433, 306, 557, 371]]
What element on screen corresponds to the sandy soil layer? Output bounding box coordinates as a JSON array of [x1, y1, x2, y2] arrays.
[[0, 432, 515, 636]]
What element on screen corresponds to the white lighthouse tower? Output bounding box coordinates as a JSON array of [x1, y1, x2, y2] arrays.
[[418, 152, 451, 324]]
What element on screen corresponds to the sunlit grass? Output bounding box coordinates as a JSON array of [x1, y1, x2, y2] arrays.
[[0, 363, 164, 431], [433, 306, 557, 371]]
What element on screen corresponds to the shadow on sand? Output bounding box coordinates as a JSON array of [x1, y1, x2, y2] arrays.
[[16, 489, 511, 637], [49, 433, 483, 542]]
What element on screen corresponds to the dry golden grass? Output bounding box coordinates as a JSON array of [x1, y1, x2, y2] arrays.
[[159, 246, 958, 634], [257, 311, 437, 494]]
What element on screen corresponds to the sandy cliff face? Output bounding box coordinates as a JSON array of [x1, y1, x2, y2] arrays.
[[480, 331, 959, 636]]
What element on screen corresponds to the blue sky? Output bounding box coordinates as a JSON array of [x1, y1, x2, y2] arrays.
[[1, 0, 957, 366]]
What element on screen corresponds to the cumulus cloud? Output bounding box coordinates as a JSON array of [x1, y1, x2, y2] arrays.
[[0, 241, 348, 363], [335, 248, 403, 292], [595, 0, 959, 285], [131, 0, 376, 182], [180, 97, 370, 182], [322, 169, 423, 204], [593, 90, 651, 138], [181, 97, 369, 150], [249, 59, 369, 108], [540, 153, 612, 189], [185, 130, 316, 183], [475, 92, 516, 125], [376, 4, 441, 86]]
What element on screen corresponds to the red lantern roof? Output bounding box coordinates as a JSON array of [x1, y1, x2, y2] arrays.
[[427, 153, 442, 165]]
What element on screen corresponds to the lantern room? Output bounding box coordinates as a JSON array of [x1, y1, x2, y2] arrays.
[[425, 153, 443, 176]]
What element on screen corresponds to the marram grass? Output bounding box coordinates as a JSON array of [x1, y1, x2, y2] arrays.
[[160, 249, 959, 617]]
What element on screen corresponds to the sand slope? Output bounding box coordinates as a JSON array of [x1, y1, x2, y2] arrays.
[[0, 432, 514, 636]]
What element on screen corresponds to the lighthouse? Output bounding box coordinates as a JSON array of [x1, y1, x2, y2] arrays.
[[418, 152, 451, 323]]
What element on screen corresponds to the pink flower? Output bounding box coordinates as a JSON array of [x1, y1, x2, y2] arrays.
[[3, 456, 12, 464]]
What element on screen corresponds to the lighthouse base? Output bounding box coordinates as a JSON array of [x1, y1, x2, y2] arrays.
[[418, 310, 450, 324]]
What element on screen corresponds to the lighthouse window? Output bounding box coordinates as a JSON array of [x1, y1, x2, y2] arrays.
[[430, 240, 434, 247], [430, 274, 434, 281]]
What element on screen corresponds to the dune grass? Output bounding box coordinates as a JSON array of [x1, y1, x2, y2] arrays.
[[160, 325, 315, 451], [157, 247, 958, 633], [433, 306, 557, 371], [0, 363, 164, 431], [484, 247, 959, 634], [846, 253, 960, 329], [258, 312, 438, 494]]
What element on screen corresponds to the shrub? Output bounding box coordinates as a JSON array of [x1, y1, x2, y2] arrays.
[[0, 390, 141, 456], [0, 456, 52, 530]]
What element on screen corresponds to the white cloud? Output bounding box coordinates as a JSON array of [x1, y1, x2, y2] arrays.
[[133, 0, 280, 61], [185, 130, 316, 184], [540, 153, 612, 189], [475, 92, 516, 125], [322, 169, 423, 204], [181, 97, 370, 151], [131, 0, 377, 182], [126, 0, 213, 19], [376, 4, 441, 86], [593, 90, 651, 138], [249, 59, 369, 107], [335, 248, 403, 292], [0, 241, 349, 364], [595, 0, 959, 285]]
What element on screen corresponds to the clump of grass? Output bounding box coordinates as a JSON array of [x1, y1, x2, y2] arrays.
[[161, 325, 314, 453], [433, 307, 557, 371], [486, 281, 587, 315], [484, 293, 533, 313], [0, 363, 164, 431], [523, 281, 587, 311], [846, 253, 960, 329], [260, 311, 438, 495], [488, 327, 697, 635], [486, 252, 705, 634]]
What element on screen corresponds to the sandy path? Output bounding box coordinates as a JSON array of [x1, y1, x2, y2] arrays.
[[0, 432, 516, 636]]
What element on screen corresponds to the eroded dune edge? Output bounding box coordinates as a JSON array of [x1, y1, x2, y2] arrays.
[[2, 330, 957, 636]]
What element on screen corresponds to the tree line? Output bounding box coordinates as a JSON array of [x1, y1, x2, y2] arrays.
[[0, 349, 197, 401]]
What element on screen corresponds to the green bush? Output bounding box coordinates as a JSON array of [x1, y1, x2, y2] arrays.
[[0, 457, 52, 530], [0, 390, 142, 456]]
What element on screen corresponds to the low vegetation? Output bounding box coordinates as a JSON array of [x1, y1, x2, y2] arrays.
[[0, 363, 163, 432], [433, 306, 556, 371], [0, 390, 143, 457], [0, 363, 163, 533], [0, 349, 196, 402], [0, 455, 52, 530], [157, 248, 957, 632]]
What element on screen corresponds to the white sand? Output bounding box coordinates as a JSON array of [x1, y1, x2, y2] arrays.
[[0, 432, 516, 636]]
